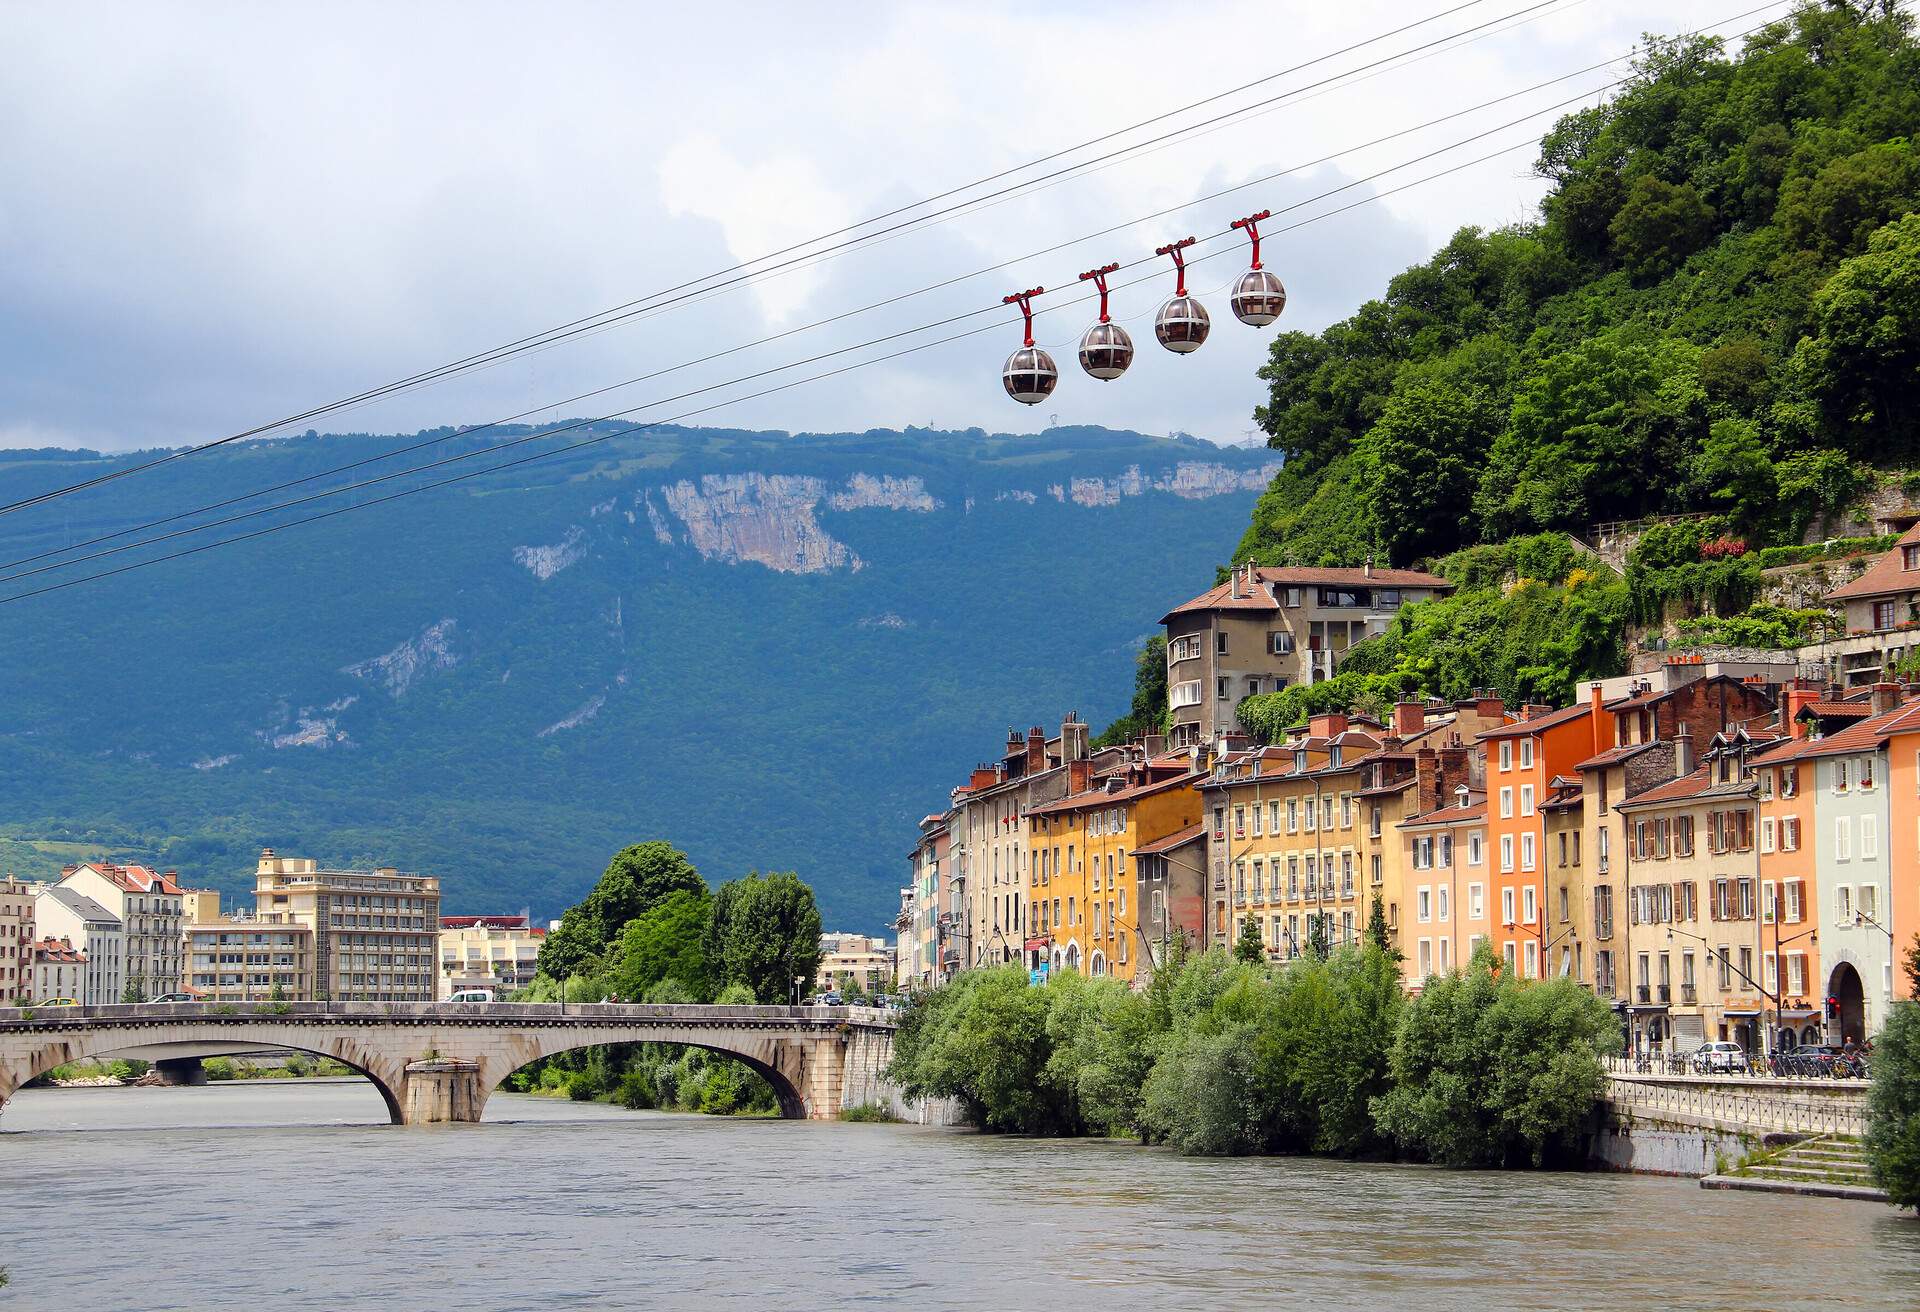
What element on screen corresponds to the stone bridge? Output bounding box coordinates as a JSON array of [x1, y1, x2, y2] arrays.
[[0, 1001, 904, 1126]]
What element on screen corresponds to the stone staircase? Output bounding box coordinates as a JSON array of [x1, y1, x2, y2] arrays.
[[1703, 1134, 1889, 1202]]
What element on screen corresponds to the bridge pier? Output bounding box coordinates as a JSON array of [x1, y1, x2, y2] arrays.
[[401, 1058, 486, 1125], [153, 1057, 207, 1087]]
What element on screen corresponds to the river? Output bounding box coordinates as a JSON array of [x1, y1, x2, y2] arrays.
[[5, 1079, 1919, 1310]]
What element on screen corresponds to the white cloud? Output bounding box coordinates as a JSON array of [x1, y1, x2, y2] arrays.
[[0, 0, 1742, 454]]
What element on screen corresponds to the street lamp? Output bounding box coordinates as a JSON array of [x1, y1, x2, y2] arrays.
[[793, 975, 806, 1007], [1666, 922, 1807, 1059], [1504, 919, 1577, 979]]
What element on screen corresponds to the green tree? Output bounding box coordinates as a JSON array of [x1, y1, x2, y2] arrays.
[[1867, 1001, 1920, 1209], [1042, 971, 1163, 1137], [1608, 176, 1715, 280], [1094, 634, 1169, 747], [1367, 890, 1393, 954], [1776, 140, 1920, 263], [708, 871, 823, 1003], [538, 841, 705, 980], [121, 975, 146, 1004], [1373, 946, 1618, 1166], [1234, 914, 1266, 964], [887, 967, 1073, 1133], [611, 887, 717, 1002], [1794, 213, 1920, 456]]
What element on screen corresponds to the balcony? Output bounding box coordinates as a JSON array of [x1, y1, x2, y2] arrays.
[[1680, 984, 1697, 1005], [1636, 985, 1651, 1004]]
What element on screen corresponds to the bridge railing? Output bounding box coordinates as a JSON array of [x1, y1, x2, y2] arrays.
[[1603, 1072, 1868, 1138], [0, 1001, 899, 1028]]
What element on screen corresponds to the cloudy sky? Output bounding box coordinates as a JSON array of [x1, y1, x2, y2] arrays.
[[0, 0, 1766, 454]]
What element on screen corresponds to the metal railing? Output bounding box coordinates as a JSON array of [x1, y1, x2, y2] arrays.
[[1602, 1066, 1868, 1138]]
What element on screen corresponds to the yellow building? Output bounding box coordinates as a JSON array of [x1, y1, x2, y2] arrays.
[[1026, 760, 1202, 982], [252, 849, 440, 1002], [437, 916, 545, 999], [186, 919, 316, 1001], [1201, 700, 1506, 988], [815, 932, 895, 996], [179, 888, 223, 926]]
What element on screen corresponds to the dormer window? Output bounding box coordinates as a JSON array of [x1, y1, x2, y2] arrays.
[[1904, 544, 1920, 570]]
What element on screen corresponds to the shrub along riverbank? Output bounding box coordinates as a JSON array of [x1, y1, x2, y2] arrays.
[[889, 943, 1620, 1167]]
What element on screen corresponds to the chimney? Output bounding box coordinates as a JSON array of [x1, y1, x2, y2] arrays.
[[1475, 693, 1504, 722], [1006, 728, 1024, 757], [1229, 565, 1245, 600], [1308, 711, 1349, 739], [1068, 759, 1093, 794], [1588, 681, 1608, 756], [1393, 700, 1426, 739], [1364, 553, 1374, 578], [1062, 712, 1090, 763], [1143, 732, 1167, 758], [969, 766, 997, 791], [1523, 703, 1555, 720], [1784, 680, 1820, 739], [1026, 726, 1046, 773], [1439, 743, 1470, 796], [1871, 681, 1901, 716], [1673, 726, 1694, 779], [1414, 747, 1442, 815]]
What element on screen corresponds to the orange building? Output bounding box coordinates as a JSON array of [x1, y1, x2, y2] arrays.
[[1476, 703, 1596, 978]]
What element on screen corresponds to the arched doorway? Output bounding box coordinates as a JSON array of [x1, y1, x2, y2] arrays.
[[1828, 962, 1866, 1044]]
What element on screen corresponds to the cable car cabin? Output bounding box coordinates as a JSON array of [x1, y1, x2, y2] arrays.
[[1154, 295, 1210, 353], [1078, 321, 1133, 380], [1230, 269, 1286, 326], [1002, 346, 1058, 404]]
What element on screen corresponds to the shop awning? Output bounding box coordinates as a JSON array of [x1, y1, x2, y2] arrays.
[[1627, 1003, 1670, 1012], [1780, 1007, 1820, 1019], [1023, 937, 1050, 951], [1722, 1009, 1761, 1018]]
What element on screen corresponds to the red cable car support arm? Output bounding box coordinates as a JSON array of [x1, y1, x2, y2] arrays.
[[1077, 264, 1120, 323], [1231, 209, 1272, 269], [1155, 237, 1197, 295], [1002, 287, 1045, 346]]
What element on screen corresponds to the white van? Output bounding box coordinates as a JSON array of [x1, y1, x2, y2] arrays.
[[447, 989, 497, 1004]]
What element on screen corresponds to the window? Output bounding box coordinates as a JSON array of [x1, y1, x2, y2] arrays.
[[1558, 885, 1570, 922], [1837, 885, 1853, 921], [1760, 817, 1775, 853], [1418, 938, 1432, 977], [1524, 940, 1540, 979], [1782, 816, 1799, 852], [1286, 799, 1299, 833], [1284, 587, 1302, 607], [1216, 631, 1229, 655], [1499, 741, 1513, 772], [1875, 599, 1897, 630], [1437, 886, 1450, 922], [1785, 879, 1803, 922], [1788, 953, 1807, 994], [1523, 886, 1538, 924], [1499, 787, 1514, 818], [1520, 833, 1536, 872], [1270, 631, 1294, 655], [1217, 677, 1230, 700], [1468, 883, 1485, 920], [1172, 681, 1202, 709], [1251, 805, 1264, 838], [1417, 887, 1432, 922], [1520, 784, 1535, 817], [1863, 814, 1879, 859], [1862, 883, 1878, 922], [1439, 834, 1453, 868], [1504, 941, 1518, 972], [1836, 817, 1852, 861], [1369, 806, 1382, 838], [1762, 881, 1776, 923], [1834, 759, 1851, 794], [1468, 832, 1484, 865], [1501, 887, 1516, 926], [1413, 836, 1432, 870], [1861, 756, 1877, 790], [1499, 835, 1515, 872], [1782, 767, 1798, 799]]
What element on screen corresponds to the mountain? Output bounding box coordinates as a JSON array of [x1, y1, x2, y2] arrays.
[[0, 423, 1277, 929]]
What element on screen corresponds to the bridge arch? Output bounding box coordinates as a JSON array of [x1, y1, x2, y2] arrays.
[[491, 1032, 810, 1119], [0, 1025, 408, 1125]]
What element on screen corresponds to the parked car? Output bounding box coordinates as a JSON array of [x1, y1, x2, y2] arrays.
[[447, 989, 497, 1004], [811, 992, 844, 1007], [37, 997, 79, 1007], [150, 992, 195, 1003], [1690, 1041, 1746, 1073]]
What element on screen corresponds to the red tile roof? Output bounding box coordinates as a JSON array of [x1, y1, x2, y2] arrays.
[[1824, 522, 1920, 601], [1026, 771, 1201, 817], [66, 862, 185, 896], [1132, 823, 1206, 856], [1752, 698, 1920, 764], [1476, 703, 1592, 740], [1803, 701, 1871, 718], [1160, 564, 1451, 622], [1615, 769, 1715, 808], [1574, 742, 1657, 771], [1399, 794, 1487, 827], [32, 937, 86, 963]]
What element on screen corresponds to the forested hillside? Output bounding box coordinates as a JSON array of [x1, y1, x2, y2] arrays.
[[1232, 3, 1920, 730], [0, 424, 1276, 927]]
